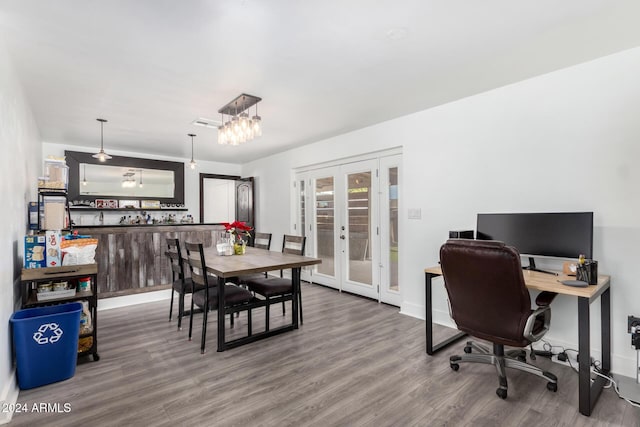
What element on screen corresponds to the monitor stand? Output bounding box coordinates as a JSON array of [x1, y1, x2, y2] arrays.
[[522, 257, 558, 276]]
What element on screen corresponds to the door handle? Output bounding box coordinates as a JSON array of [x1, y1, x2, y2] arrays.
[[340, 235, 345, 240]]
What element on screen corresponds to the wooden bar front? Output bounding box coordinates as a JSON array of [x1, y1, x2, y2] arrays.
[[77, 224, 223, 298]]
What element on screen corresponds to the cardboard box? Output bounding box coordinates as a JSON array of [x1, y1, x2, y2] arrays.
[[24, 235, 46, 269], [28, 202, 41, 230], [45, 230, 62, 267]]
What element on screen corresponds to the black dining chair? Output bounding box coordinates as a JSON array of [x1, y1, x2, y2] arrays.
[[165, 238, 201, 330], [244, 235, 306, 331], [229, 232, 273, 289], [184, 241, 254, 353]]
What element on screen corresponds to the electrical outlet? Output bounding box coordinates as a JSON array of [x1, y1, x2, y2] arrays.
[[628, 315, 640, 333]]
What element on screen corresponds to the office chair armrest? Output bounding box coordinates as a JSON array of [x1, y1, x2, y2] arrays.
[[535, 291, 557, 307], [523, 306, 551, 342]]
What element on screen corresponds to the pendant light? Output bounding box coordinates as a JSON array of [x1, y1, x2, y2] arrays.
[[92, 118, 112, 162], [138, 169, 144, 188], [188, 133, 197, 169], [82, 164, 88, 186], [251, 102, 262, 137]]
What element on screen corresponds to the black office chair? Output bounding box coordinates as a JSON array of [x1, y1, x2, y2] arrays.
[[184, 241, 254, 353], [165, 238, 202, 330], [439, 239, 558, 399], [244, 235, 306, 330]]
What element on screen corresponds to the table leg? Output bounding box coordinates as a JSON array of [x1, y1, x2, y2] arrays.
[[292, 267, 300, 329], [217, 275, 226, 352], [425, 272, 466, 355]]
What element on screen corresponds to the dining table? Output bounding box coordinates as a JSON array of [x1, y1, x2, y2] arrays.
[[193, 245, 321, 352]]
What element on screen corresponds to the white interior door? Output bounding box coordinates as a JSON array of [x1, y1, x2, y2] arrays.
[[339, 160, 378, 299], [310, 167, 340, 289]]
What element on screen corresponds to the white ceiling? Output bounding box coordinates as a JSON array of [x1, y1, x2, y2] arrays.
[[2, 1, 640, 164]]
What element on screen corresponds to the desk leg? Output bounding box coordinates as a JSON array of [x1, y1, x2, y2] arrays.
[[601, 288, 611, 373], [577, 288, 610, 416], [577, 296, 591, 415], [217, 276, 226, 352], [425, 272, 466, 355]]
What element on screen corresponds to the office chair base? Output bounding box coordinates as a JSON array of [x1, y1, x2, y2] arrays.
[[450, 341, 558, 399]]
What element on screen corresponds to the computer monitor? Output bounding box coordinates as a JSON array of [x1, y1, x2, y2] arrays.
[[476, 212, 593, 273]]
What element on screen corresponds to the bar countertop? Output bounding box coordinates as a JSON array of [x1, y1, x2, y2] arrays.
[[74, 223, 223, 231]]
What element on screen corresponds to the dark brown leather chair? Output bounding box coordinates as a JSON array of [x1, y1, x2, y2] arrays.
[[439, 239, 558, 399]]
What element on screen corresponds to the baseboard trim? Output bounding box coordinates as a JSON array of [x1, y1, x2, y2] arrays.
[[399, 301, 423, 319], [97, 289, 172, 311], [0, 368, 19, 425]]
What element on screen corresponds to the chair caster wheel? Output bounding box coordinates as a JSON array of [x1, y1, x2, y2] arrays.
[[547, 382, 557, 392], [450, 363, 459, 371], [496, 388, 507, 399], [464, 346, 472, 354]]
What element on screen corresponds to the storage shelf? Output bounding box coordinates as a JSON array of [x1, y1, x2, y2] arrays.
[[21, 264, 99, 362], [70, 207, 188, 212]]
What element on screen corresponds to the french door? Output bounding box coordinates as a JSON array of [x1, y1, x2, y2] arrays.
[[294, 154, 401, 305]]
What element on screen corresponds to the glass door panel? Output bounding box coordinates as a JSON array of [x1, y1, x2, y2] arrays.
[[389, 167, 398, 291], [379, 155, 401, 306], [347, 171, 372, 285], [315, 176, 336, 278]]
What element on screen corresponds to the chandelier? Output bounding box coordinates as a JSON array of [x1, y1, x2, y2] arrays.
[[217, 94, 262, 145]]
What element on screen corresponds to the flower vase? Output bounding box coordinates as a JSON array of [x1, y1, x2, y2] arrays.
[[234, 240, 246, 255]]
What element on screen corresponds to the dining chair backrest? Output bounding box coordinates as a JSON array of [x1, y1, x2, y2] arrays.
[[184, 241, 211, 289], [166, 238, 186, 281], [282, 235, 306, 256], [253, 232, 272, 250]]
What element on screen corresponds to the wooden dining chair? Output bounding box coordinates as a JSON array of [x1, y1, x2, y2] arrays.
[[244, 235, 306, 331], [166, 238, 201, 331], [184, 241, 254, 353]]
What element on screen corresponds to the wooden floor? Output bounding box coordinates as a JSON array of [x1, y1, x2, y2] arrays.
[[10, 283, 639, 426]]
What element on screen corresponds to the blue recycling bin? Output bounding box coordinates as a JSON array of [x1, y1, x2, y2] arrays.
[[10, 302, 82, 389]]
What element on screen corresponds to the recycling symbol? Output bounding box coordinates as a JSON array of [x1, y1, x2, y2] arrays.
[[33, 323, 63, 345]]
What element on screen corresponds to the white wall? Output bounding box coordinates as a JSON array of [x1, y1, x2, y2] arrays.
[[243, 47, 640, 377], [43, 142, 242, 225], [0, 41, 42, 422]]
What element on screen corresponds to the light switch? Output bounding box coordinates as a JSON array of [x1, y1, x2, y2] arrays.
[[408, 208, 422, 219]]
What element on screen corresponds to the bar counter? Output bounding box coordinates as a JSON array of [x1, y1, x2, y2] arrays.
[[76, 223, 223, 298]]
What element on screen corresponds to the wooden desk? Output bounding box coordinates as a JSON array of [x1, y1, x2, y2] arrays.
[[424, 265, 611, 417], [199, 246, 321, 352]]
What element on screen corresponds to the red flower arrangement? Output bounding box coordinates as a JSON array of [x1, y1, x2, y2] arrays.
[[222, 221, 253, 242]]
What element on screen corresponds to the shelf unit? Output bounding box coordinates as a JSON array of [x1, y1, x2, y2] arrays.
[[69, 207, 188, 212], [37, 189, 72, 232], [20, 264, 100, 361]]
